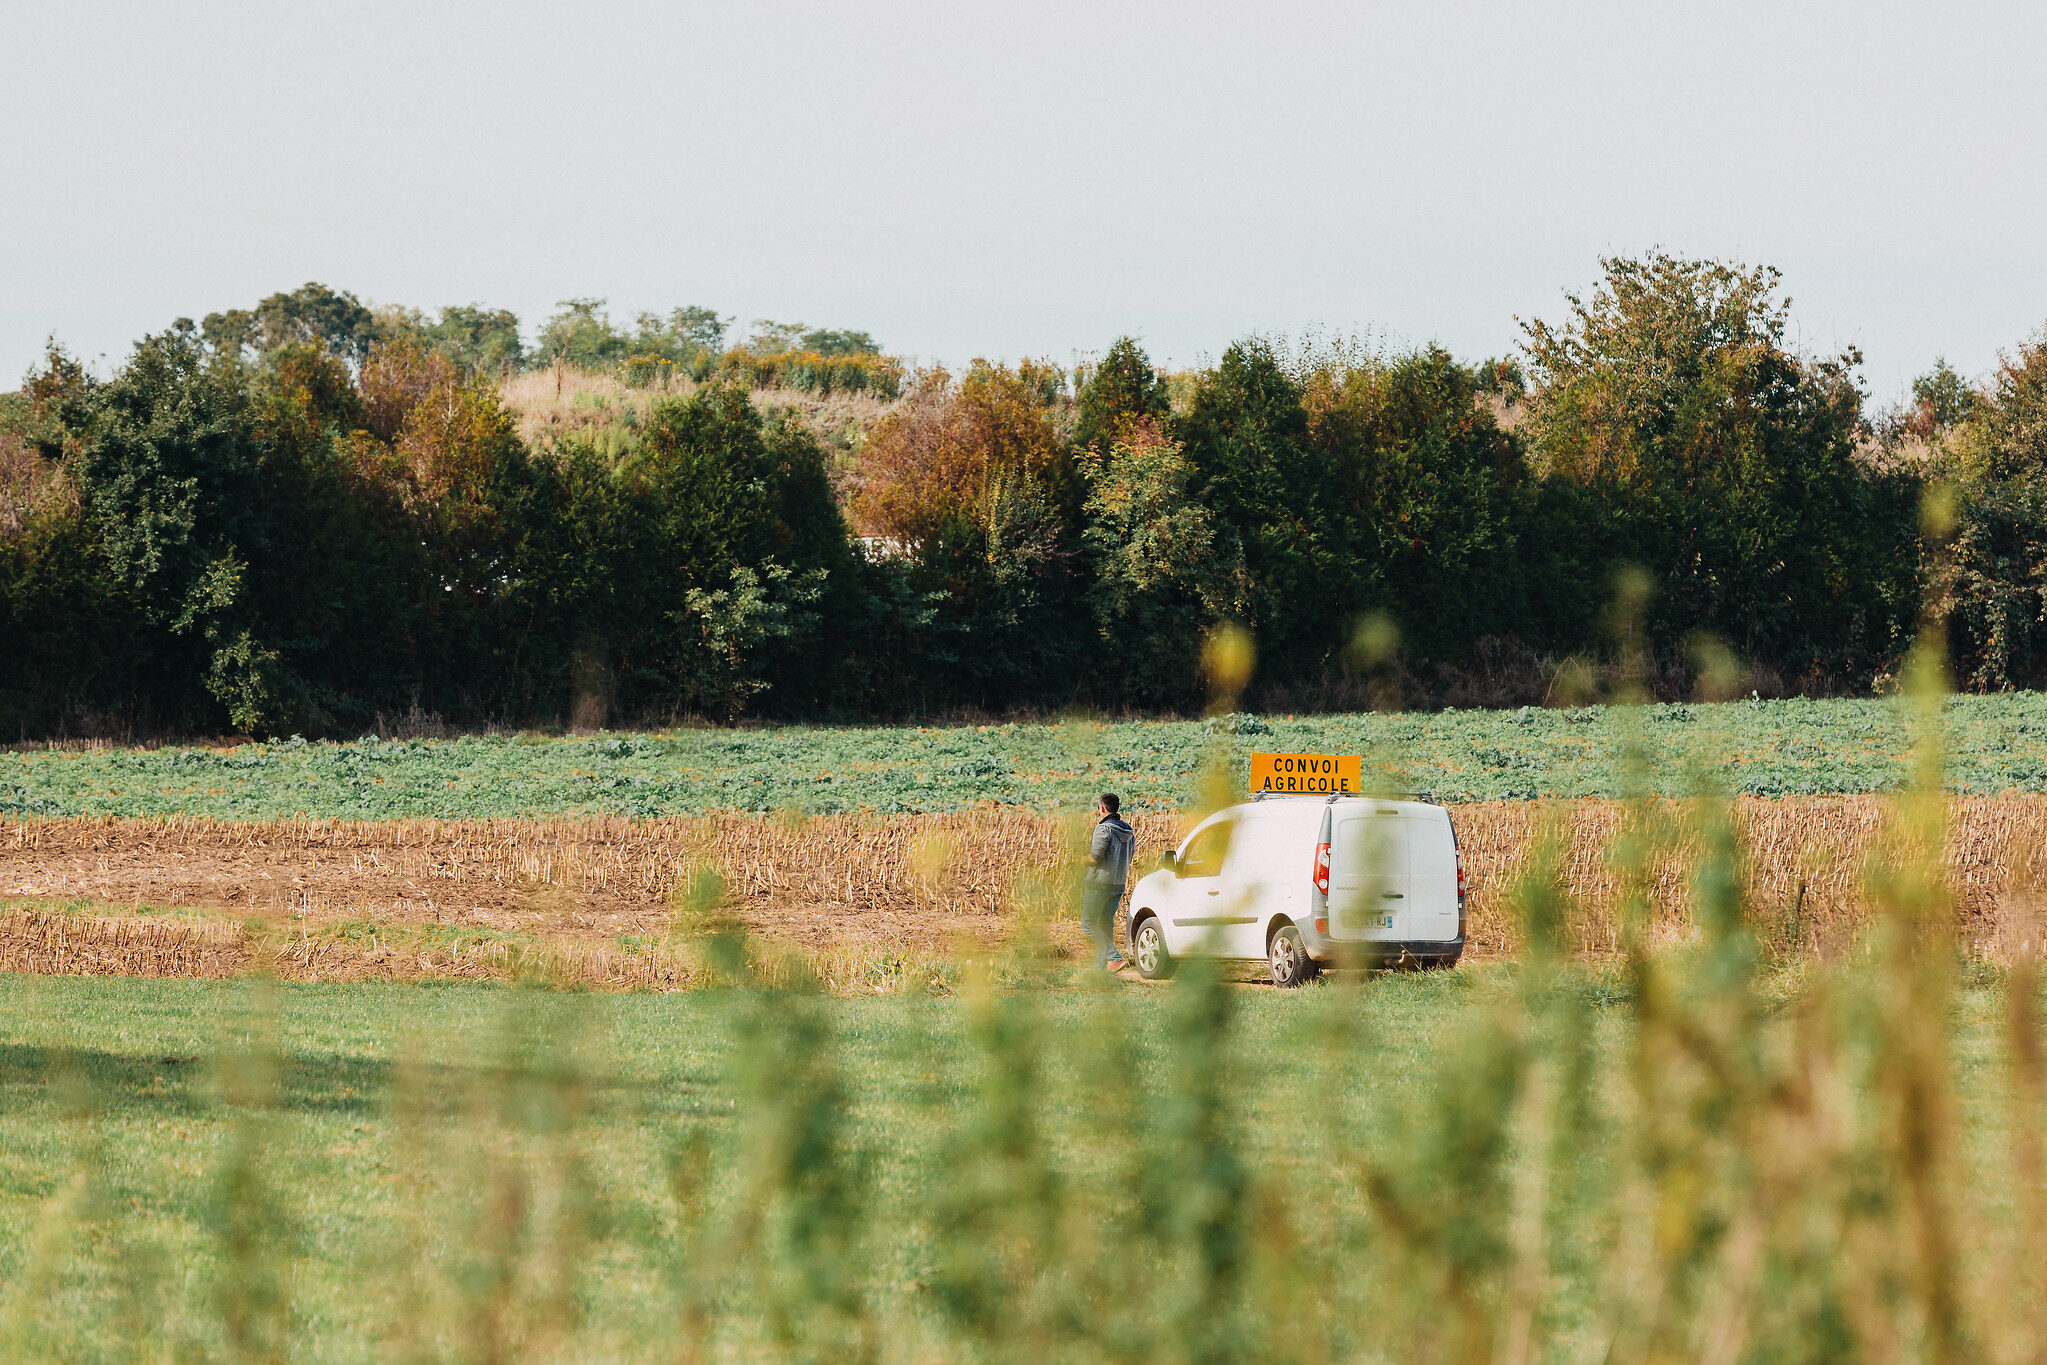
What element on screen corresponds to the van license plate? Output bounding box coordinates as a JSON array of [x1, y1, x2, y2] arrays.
[[1379, 915, 1394, 929]]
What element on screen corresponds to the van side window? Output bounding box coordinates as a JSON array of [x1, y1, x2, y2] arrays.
[[1177, 820, 1233, 877]]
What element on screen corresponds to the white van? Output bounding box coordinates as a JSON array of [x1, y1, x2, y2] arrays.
[[1125, 794, 1465, 986]]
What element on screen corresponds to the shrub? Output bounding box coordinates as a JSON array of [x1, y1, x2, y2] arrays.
[[704, 348, 902, 398], [620, 353, 679, 388]]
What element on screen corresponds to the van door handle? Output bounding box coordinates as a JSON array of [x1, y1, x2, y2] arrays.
[[1381, 892, 1404, 899], [1207, 890, 1220, 896]]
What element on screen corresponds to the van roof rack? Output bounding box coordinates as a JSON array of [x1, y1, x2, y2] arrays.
[[1250, 790, 1438, 804]]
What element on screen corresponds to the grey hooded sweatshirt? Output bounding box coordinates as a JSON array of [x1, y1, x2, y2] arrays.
[[1086, 815, 1137, 888]]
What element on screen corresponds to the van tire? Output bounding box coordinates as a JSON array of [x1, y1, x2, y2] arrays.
[[1131, 915, 1175, 981], [1269, 924, 1318, 988]]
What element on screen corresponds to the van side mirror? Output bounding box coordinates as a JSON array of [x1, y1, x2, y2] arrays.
[[1159, 850, 1177, 873]]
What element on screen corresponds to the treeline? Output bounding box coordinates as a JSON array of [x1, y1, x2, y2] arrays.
[[199, 284, 901, 396], [0, 253, 2039, 738]]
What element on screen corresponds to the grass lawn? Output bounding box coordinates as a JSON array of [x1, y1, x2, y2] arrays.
[[13, 690, 2047, 821], [0, 966, 2022, 1360]]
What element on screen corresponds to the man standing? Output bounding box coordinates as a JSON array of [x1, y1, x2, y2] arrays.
[[1083, 793, 1136, 973]]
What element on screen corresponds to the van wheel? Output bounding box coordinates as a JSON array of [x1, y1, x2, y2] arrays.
[[1269, 924, 1318, 988], [1131, 916, 1175, 980]]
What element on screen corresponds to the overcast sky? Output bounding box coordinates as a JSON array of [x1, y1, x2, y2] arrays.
[[5, 0, 2042, 402]]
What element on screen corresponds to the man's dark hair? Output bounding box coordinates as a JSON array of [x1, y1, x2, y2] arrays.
[[1099, 793, 1120, 815]]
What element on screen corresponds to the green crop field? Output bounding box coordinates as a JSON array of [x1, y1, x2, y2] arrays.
[[13, 691, 2047, 821]]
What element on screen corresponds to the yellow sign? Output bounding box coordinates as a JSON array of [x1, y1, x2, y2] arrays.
[[1249, 752, 1361, 795]]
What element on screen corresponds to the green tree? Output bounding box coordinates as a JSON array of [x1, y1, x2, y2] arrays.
[[1933, 327, 2047, 688], [671, 305, 731, 353], [799, 328, 879, 356], [1518, 251, 1914, 678], [199, 309, 257, 359], [1176, 339, 1345, 674], [1520, 254, 1797, 482], [631, 306, 732, 364], [1303, 345, 1528, 666], [745, 319, 809, 354], [242, 343, 446, 728], [1083, 421, 1247, 706], [0, 346, 155, 735], [1911, 358, 1975, 434], [1959, 328, 2047, 481], [428, 305, 525, 374], [1074, 336, 1170, 453], [539, 299, 629, 370], [500, 386, 853, 722], [71, 324, 285, 728], [202, 283, 378, 365]]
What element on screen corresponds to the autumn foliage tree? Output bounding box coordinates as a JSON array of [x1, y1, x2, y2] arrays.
[[852, 361, 1071, 552], [852, 360, 1086, 702]]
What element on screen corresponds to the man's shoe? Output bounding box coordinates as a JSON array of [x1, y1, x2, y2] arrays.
[[1106, 958, 1131, 974]]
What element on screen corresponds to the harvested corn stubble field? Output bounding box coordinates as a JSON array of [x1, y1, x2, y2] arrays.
[[7, 794, 2047, 986]]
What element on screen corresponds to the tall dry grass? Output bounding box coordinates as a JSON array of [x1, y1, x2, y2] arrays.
[[497, 364, 898, 471]]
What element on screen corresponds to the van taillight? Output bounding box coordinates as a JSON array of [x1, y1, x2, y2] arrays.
[[1313, 841, 1330, 896], [1456, 847, 1466, 901]]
